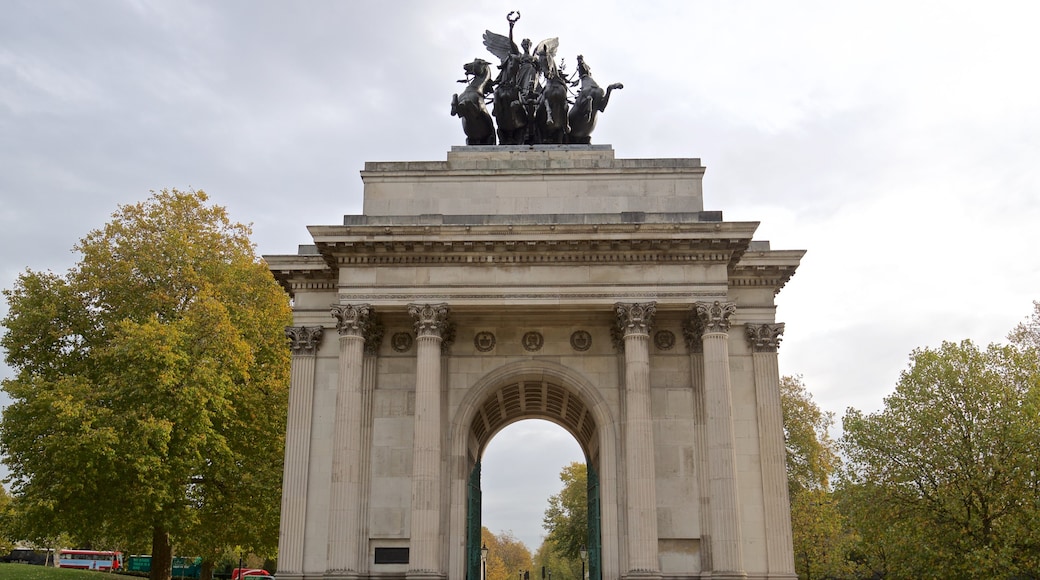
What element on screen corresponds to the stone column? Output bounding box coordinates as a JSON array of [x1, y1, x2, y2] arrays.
[[279, 325, 324, 577], [615, 302, 662, 578], [692, 300, 746, 579], [327, 304, 376, 576], [407, 303, 451, 579], [746, 323, 796, 579]]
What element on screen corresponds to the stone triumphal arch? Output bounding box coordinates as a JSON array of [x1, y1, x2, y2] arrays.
[[267, 145, 803, 579]]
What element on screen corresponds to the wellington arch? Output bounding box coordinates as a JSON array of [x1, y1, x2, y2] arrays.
[[266, 140, 804, 579]]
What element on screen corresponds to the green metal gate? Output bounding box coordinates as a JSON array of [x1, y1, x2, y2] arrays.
[[587, 464, 601, 580], [466, 461, 482, 580]]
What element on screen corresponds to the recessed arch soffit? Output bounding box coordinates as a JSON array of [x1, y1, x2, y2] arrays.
[[471, 379, 597, 458]]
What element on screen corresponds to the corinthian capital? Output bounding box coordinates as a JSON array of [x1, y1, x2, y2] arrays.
[[408, 303, 451, 338], [692, 300, 737, 334], [615, 302, 657, 337], [746, 323, 785, 352], [285, 325, 324, 355], [330, 303, 375, 337]]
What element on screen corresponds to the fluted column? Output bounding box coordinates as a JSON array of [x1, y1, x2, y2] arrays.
[[407, 303, 451, 579], [327, 304, 376, 576], [615, 302, 662, 578], [279, 325, 324, 577], [746, 323, 796, 579], [692, 300, 746, 579]]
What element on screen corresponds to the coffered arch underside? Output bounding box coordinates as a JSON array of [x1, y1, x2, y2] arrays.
[[470, 378, 599, 462], [452, 361, 617, 468]]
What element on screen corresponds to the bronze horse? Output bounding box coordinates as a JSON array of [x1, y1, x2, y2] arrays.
[[534, 46, 569, 144], [567, 55, 623, 144], [451, 58, 496, 146]]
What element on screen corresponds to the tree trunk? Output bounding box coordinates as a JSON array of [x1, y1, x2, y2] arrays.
[[150, 525, 173, 580], [199, 558, 215, 580]]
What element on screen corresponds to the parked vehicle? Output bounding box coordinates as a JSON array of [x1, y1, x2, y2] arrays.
[[125, 555, 203, 578], [230, 567, 271, 580], [0, 548, 52, 566], [58, 549, 122, 571]]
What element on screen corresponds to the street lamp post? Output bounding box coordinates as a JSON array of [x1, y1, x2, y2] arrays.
[[481, 543, 488, 580], [579, 545, 587, 580]]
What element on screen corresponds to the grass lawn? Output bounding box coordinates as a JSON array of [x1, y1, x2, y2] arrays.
[[0, 564, 121, 580]]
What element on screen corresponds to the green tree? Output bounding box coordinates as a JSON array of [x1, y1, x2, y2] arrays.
[[840, 339, 1040, 578], [0, 189, 292, 580], [780, 376, 850, 580], [1009, 300, 1040, 351], [542, 461, 588, 567], [533, 537, 581, 579], [481, 527, 532, 580], [0, 486, 14, 554]]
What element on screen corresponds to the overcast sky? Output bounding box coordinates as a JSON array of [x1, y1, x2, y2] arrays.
[[3, 0, 1039, 552]]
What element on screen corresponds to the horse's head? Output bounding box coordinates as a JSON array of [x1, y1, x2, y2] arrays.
[[464, 58, 491, 78], [576, 55, 591, 78]]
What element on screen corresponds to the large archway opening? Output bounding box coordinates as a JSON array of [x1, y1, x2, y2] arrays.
[[461, 375, 605, 580], [482, 420, 584, 567]]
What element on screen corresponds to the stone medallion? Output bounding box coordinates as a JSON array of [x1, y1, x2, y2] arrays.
[[522, 331, 544, 352], [474, 331, 496, 352], [570, 330, 592, 351], [654, 330, 676, 351], [391, 332, 413, 353]]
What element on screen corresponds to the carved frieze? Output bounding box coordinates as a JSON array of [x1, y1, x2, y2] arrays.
[[285, 325, 324, 355], [745, 323, 785, 353]]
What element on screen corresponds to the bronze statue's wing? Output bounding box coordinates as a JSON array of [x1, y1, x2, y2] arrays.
[[483, 30, 518, 62], [534, 37, 559, 59]]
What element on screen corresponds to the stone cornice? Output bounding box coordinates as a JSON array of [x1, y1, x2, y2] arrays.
[[265, 254, 336, 297], [309, 222, 756, 268], [730, 249, 806, 296]]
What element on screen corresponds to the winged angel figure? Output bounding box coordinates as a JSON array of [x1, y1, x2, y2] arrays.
[[482, 12, 560, 145]]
